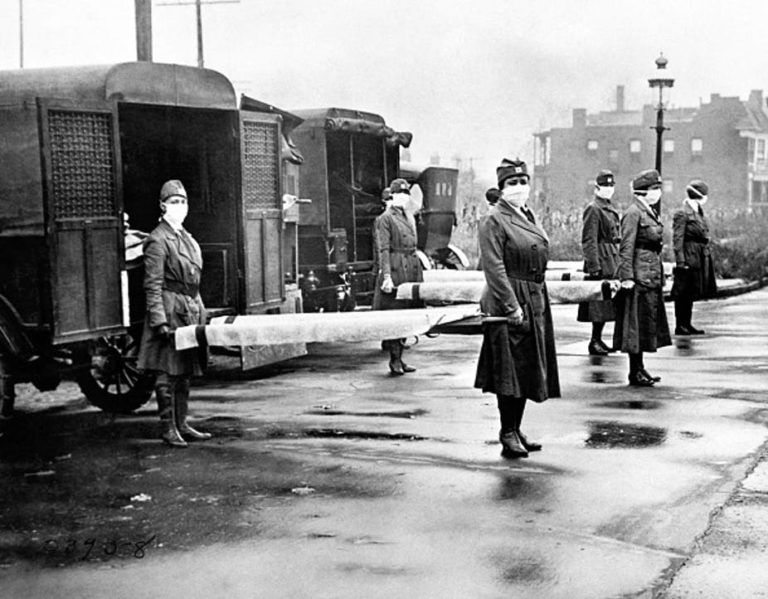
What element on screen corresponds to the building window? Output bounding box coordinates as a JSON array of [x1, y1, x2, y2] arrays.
[[663, 139, 675, 153], [663, 179, 674, 194], [587, 139, 598, 152], [758, 139, 766, 162], [691, 138, 703, 155], [608, 149, 619, 164], [629, 139, 641, 154], [535, 135, 550, 166]]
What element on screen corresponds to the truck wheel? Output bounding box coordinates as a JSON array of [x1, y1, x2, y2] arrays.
[[77, 333, 155, 413]]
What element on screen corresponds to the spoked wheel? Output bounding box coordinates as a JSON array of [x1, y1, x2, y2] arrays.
[[77, 332, 155, 413]]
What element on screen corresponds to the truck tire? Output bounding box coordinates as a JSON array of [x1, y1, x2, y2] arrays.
[[77, 332, 155, 414]]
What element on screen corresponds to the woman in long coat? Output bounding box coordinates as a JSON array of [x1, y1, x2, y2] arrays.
[[578, 169, 621, 355], [613, 169, 671, 387], [475, 158, 560, 459], [138, 179, 211, 447], [671, 179, 717, 335], [373, 178, 423, 375]]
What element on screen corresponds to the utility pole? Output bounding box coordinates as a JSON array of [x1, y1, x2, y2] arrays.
[[135, 0, 153, 62], [18, 0, 23, 68], [157, 0, 240, 69]]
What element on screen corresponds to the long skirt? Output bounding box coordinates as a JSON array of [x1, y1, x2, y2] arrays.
[[474, 299, 560, 402], [612, 284, 671, 354], [577, 298, 616, 323], [670, 257, 717, 302]]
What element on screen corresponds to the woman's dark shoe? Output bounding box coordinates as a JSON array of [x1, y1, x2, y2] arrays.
[[598, 339, 616, 353], [517, 430, 542, 452], [588, 340, 609, 356], [499, 429, 529, 459], [675, 325, 693, 336], [628, 371, 655, 387], [688, 325, 705, 335], [389, 358, 405, 376], [401, 362, 416, 373], [640, 368, 661, 383], [178, 422, 212, 441]]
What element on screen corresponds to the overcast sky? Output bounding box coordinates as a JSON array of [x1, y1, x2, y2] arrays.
[[2, 0, 768, 183]]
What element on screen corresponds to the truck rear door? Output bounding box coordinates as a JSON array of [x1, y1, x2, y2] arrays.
[[238, 112, 284, 311], [38, 100, 125, 343]]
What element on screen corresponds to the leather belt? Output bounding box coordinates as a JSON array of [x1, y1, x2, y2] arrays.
[[635, 241, 662, 252], [163, 280, 199, 298]]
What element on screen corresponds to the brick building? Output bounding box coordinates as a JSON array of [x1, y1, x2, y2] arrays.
[[532, 86, 768, 216]]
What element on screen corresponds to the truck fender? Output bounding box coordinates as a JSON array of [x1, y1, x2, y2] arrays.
[[416, 249, 432, 271], [445, 244, 470, 269], [0, 294, 36, 361]]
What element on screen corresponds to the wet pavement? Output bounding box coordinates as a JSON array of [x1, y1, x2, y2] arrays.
[[1, 288, 767, 598]]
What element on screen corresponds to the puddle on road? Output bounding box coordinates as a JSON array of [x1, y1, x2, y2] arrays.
[[496, 473, 550, 502], [301, 429, 427, 441], [673, 337, 695, 355], [593, 400, 662, 410], [582, 356, 622, 384], [0, 412, 398, 568], [493, 552, 551, 584], [304, 409, 428, 419], [584, 421, 667, 448]]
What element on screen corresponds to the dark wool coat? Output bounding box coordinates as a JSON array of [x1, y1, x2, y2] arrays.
[[612, 198, 671, 353], [671, 202, 717, 301], [474, 202, 560, 402], [137, 219, 207, 376], [373, 206, 423, 311], [577, 196, 621, 323]]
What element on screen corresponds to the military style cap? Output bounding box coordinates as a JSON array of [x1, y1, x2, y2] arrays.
[[632, 169, 662, 191], [390, 178, 410, 194], [596, 169, 615, 186], [381, 187, 392, 202], [159, 179, 187, 202], [496, 158, 529, 188], [686, 179, 709, 198]]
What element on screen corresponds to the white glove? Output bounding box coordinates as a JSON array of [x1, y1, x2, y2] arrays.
[[381, 275, 395, 294], [620, 279, 636, 290]]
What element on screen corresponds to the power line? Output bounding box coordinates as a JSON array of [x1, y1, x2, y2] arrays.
[[156, 0, 240, 68]]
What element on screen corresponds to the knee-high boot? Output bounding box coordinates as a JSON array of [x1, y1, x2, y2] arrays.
[[675, 299, 693, 333], [174, 376, 211, 441], [515, 399, 541, 452], [497, 395, 528, 459], [155, 376, 187, 448], [398, 339, 416, 373], [386, 339, 405, 376], [628, 352, 653, 386]]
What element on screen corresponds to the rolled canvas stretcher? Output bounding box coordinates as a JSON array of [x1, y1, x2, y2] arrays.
[[396, 280, 619, 304], [174, 305, 480, 351]]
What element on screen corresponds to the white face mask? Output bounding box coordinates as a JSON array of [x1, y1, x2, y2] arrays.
[[643, 189, 662, 205], [698, 195, 708, 206], [596, 186, 615, 200], [501, 183, 530, 208], [405, 195, 423, 213], [163, 202, 188, 227], [391, 193, 409, 208]]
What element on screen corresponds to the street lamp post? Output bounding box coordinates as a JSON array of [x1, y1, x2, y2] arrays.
[[648, 53, 675, 175]]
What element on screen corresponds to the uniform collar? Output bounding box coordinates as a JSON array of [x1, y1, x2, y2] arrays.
[[633, 196, 661, 222]]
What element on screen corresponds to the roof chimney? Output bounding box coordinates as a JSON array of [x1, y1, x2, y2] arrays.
[[616, 85, 625, 112], [573, 108, 587, 128], [749, 89, 763, 109]]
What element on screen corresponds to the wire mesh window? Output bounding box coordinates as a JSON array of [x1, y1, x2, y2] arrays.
[[48, 110, 115, 219], [242, 121, 279, 211]]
